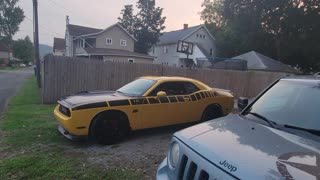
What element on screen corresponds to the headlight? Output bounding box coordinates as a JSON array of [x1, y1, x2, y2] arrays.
[[168, 141, 180, 168]]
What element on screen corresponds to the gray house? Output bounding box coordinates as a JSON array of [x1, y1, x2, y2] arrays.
[[149, 24, 216, 68], [65, 17, 153, 64]]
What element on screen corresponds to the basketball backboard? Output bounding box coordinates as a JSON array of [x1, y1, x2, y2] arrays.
[[177, 40, 194, 55]]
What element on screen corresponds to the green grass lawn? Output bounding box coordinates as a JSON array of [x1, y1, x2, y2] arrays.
[[0, 77, 140, 179], [0, 66, 24, 71]]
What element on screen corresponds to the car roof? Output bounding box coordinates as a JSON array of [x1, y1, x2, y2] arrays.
[[140, 76, 197, 81], [139, 76, 211, 90]]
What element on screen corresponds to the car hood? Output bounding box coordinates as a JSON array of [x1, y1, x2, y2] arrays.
[[175, 114, 320, 180], [59, 91, 129, 108]]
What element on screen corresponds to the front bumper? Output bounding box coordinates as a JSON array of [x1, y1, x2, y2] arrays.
[[156, 158, 171, 180], [58, 125, 87, 141]]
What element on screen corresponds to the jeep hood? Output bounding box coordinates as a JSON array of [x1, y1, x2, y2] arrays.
[[175, 114, 320, 180], [59, 91, 128, 107]]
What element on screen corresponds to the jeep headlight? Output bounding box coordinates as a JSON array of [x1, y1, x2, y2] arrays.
[[168, 141, 180, 168]]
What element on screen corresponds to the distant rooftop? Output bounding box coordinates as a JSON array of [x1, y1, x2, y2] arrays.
[[53, 37, 65, 51], [158, 25, 202, 45], [0, 43, 11, 52], [67, 24, 102, 36], [231, 51, 298, 73]]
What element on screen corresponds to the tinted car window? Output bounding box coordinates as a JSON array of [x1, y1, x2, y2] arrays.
[[183, 82, 200, 94], [149, 81, 199, 96], [117, 79, 156, 96]]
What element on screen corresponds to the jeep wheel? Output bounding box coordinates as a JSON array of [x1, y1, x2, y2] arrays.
[[201, 105, 222, 122], [91, 113, 129, 145]]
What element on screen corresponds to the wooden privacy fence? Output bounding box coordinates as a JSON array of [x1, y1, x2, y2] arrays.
[[41, 55, 289, 104]]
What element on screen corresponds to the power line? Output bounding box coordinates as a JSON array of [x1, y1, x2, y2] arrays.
[[24, 16, 64, 37], [43, 0, 99, 27]]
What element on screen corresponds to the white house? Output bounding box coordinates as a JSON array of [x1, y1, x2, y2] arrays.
[[149, 24, 216, 68]]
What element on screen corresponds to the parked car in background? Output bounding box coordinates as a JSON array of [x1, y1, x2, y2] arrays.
[[157, 75, 320, 180], [54, 76, 234, 145]]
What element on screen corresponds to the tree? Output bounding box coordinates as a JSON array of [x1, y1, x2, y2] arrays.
[[118, 0, 166, 54], [201, 0, 320, 72], [12, 36, 34, 65], [118, 5, 135, 35], [0, 0, 24, 46]]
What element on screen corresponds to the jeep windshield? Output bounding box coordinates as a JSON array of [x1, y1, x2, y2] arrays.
[[243, 79, 320, 136], [117, 79, 156, 96]]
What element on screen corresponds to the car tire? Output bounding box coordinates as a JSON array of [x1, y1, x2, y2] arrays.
[[201, 105, 222, 122], [91, 113, 129, 145]]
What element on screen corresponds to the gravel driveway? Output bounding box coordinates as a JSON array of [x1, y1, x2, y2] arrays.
[[66, 123, 194, 179]]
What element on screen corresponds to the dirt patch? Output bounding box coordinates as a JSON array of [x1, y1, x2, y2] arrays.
[[67, 124, 193, 179]]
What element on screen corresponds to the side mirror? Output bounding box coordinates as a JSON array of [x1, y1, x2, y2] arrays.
[[237, 97, 249, 111], [156, 91, 167, 98]]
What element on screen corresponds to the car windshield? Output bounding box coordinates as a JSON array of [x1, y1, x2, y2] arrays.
[[245, 80, 320, 131], [117, 79, 156, 96]]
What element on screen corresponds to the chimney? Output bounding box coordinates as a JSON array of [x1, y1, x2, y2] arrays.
[[66, 15, 69, 25], [183, 24, 188, 30]]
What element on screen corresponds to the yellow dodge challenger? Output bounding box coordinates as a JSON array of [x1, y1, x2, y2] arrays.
[[54, 76, 234, 144]]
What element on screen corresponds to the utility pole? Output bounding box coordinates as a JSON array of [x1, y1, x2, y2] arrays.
[[33, 0, 41, 88]]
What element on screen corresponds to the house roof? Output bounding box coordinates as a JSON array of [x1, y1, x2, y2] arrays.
[[157, 25, 201, 45], [53, 37, 65, 51], [195, 44, 212, 60], [67, 23, 137, 41], [231, 51, 297, 73], [0, 43, 11, 52], [67, 24, 103, 36], [83, 48, 154, 59]]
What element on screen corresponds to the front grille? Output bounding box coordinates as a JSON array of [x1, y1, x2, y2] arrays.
[[59, 104, 70, 117], [178, 154, 209, 180]]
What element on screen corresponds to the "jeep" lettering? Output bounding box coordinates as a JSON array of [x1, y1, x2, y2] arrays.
[[219, 160, 237, 172]]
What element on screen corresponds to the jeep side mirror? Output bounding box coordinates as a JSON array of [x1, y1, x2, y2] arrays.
[[237, 97, 249, 111], [156, 91, 167, 98]]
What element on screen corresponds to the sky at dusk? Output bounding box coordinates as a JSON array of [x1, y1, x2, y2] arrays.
[[15, 0, 204, 46]]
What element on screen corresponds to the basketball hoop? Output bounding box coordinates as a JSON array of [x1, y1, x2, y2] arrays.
[[177, 40, 194, 55]]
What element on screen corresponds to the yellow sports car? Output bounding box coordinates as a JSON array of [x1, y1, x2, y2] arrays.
[[54, 76, 234, 144]]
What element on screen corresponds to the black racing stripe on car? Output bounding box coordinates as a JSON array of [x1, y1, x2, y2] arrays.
[[148, 98, 159, 104], [210, 91, 215, 97], [72, 102, 107, 111], [208, 91, 213, 97], [159, 97, 169, 103], [109, 99, 130, 106], [177, 96, 184, 102], [168, 96, 178, 103], [130, 98, 148, 105], [200, 92, 206, 99], [195, 93, 201, 100], [190, 94, 197, 101], [204, 91, 209, 97]]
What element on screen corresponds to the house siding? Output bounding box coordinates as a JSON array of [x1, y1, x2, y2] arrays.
[[103, 55, 152, 64], [95, 25, 134, 52], [65, 29, 73, 57], [184, 27, 216, 56], [152, 43, 182, 67]]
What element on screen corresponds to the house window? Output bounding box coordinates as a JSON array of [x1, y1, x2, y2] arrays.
[[106, 38, 112, 45], [196, 34, 199, 38], [163, 46, 168, 54], [199, 35, 202, 38], [120, 39, 126, 46], [210, 48, 213, 56], [203, 35, 206, 39], [128, 58, 135, 63]]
